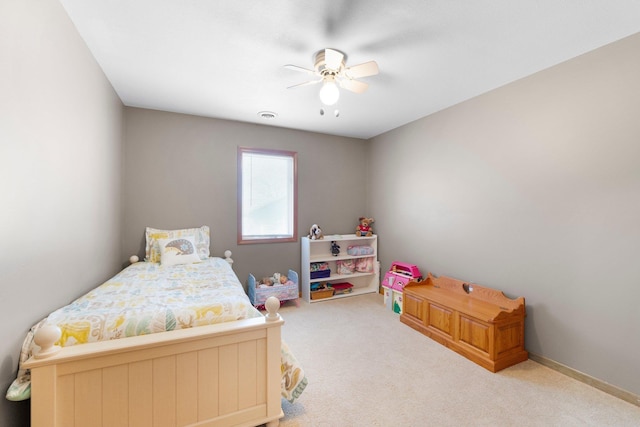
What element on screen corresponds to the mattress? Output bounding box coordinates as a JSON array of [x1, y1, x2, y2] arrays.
[[46, 257, 261, 346]]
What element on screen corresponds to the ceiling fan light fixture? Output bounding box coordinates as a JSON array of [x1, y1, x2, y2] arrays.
[[286, 48, 378, 107], [319, 79, 340, 106]]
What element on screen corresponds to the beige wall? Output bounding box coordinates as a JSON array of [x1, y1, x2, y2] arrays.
[[369, 33, 640, 396], [122, 108, 369, 288], [0, 1, 123, 425]]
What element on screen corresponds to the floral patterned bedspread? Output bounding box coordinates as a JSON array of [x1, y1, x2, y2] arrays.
[[6, 258, 307, 403]]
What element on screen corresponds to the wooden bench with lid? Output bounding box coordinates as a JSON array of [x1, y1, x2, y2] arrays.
[[400, 273, 527, 372]]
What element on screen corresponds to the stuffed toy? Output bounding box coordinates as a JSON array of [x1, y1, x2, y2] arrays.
[[308, 224, 324, 240], [272, 272, 290, 285], [356, 217, 374, 237], [331, 241, 341, 256]]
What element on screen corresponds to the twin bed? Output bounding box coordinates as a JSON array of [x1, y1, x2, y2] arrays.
[[7, 226, 306, 427]]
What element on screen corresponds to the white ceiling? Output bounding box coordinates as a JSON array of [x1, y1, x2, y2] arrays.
[[60, 0, 640, 140]]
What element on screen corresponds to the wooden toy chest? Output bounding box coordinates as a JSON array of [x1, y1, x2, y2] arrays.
[[400, 273, 527, 372]]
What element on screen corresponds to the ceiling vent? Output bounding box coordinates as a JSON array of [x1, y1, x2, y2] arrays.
[[258, 111, 278, 120]]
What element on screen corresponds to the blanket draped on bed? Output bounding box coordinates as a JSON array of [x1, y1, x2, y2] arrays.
[[6, 257, 307, 403]]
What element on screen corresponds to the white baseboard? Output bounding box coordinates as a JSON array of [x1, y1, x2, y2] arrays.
[[528, 353, 640, 407]]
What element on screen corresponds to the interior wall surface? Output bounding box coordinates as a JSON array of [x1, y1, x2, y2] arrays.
[[122, 107, 369, 289], [0, 0, 124, 425], [368, 33, 640, 396]]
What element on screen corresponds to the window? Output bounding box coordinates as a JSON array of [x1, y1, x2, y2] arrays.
[[237, 147, 298, 244]]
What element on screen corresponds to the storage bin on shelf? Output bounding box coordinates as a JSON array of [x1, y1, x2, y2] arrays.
[[310, 281, 353, 299], [248, 269, 299, 308], [382, 261, 422, 314], [310, 262, 330, 279], [331, 282, 354, 295], [310, 283, 334, 300]]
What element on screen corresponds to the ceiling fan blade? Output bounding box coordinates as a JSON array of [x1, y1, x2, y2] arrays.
[[287, 79, 323, 89], [339, 78, 369, 94], [344, 61, 379, 79], [324, 48, 344, 70], [284, 64, 317, 75]]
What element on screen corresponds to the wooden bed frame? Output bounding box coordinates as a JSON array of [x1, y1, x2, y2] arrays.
[[22, 254, 285, 427]]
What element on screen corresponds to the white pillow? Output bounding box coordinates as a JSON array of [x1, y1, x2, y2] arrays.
[[145, 226, 210, 263], [158, 237, 202, 266]]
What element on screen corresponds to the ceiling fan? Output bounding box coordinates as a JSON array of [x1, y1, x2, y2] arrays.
[[285, 48, 379, 106]]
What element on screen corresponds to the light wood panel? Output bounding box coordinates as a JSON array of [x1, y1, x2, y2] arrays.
[[57, 373, 74, 427], [198, 347, 220, 420], [129, 360, 153, 427], [103, 365, 128, 426], [153, 355, 177, 426], [238, 341, 258, 409], [75, 369, 102, 426], [177, 352, 198, 426], [25, 314, 284, 427]]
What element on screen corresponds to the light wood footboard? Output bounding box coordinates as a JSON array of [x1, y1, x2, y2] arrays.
[[23, 297, 284, 427]]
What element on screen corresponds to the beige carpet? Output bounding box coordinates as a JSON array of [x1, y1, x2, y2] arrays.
[[274, 293, 640, 427]]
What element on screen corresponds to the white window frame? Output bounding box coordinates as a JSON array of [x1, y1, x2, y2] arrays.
[[237, 147, 298, 244]]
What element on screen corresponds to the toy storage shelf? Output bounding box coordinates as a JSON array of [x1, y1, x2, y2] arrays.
[[301, 234, 379, 303]]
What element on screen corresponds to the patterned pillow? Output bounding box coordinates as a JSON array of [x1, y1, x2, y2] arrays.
[[158, 237, 202, 266], [347, 245, 374, 256], [145, 226, 210, 263]]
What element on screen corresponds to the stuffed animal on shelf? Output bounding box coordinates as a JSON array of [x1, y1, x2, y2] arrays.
[[308, 224, 324, 240], [331, 241, 341, 256], [356, 217, 374, 237]]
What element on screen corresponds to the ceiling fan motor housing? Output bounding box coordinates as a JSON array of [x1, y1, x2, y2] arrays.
[[314, 49, 346, 76]]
